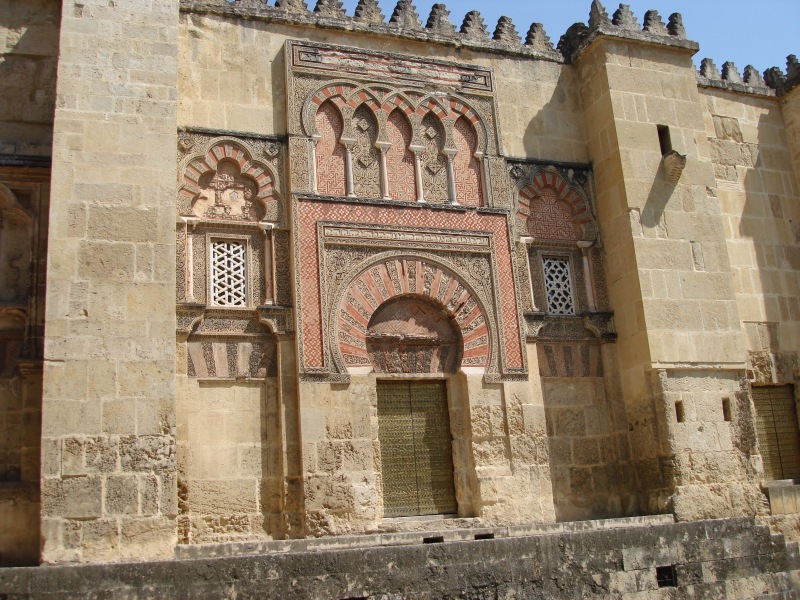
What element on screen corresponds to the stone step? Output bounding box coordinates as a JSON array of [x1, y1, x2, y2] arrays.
[[1, 516, 798, 599], [175, 513, 676, 560]]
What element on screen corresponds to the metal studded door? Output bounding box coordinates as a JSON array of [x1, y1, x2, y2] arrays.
[[377, 380, 457, 517], [753, 385, 800, 481]]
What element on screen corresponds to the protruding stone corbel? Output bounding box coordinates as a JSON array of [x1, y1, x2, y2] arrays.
[[663, 150, 687, 183], [176, 305, 205, 341]]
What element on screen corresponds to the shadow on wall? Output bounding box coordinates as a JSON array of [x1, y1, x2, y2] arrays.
[[738, 107, 800, 383], [0, 0, 61, 157]]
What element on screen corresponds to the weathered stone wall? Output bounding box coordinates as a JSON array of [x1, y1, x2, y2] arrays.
[[176, 378, 282, 544], [0, 165, 51, 565], [700, 86, 800, 388], [575, 35, 764, 519], [39, 0, 179, 563], [0, 0, 60, 158], [1, 517, 798, 598], [539, 341, 634, 522], [177, 13, 587, 162]]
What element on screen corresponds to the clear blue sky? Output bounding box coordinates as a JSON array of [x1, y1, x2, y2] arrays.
[[336, 0, 797, 74]]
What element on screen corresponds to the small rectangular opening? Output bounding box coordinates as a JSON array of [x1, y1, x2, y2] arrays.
[[722, 397, 732, 422], [474, 532, 495, 540], [656, 565, 677, 588], [657, 125, 672, 156], [675, 401, 685, 423], [423, 536, 444, 544]]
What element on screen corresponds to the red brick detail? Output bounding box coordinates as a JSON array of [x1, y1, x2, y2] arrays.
[[385, 110, 417, 202], [296, 202, 523, 372], [518, 171, 590, 242], [452, 117, 483, 207], [338, 260, 489, 369], [315, 101, 346, 196]]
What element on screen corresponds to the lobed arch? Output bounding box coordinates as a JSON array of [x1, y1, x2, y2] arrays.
[[517, 169, 597, 243], [178, 138, 281, 222], [302, 81, 357, 138], [332, 255, 492, 375]]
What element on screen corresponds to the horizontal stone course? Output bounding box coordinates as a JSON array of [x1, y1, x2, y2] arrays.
[[1, 516, 798, 598]]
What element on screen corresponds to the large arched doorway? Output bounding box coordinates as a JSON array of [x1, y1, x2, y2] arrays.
[[369, 296, 460, 517]]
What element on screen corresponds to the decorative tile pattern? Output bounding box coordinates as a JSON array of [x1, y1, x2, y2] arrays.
[[517, 169, 593, 242], [453, 117, 483, 206], [386, 110, 417, 201], [315, 101, 346, 196], [528, 187, 580, 242], [339, 261, 488, 369], [295, 200, 523, 373]]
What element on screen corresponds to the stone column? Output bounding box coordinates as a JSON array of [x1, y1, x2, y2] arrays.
[[40, 0, 179, 563]]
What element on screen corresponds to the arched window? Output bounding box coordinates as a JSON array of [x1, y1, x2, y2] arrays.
[[385, 109, 416, 201], [315, 100, 346, 196], [452, 116, 483, 206], [351, 104, 381, 198], [420, 112, 448, 204]]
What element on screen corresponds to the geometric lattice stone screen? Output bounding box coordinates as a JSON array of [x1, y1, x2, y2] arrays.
[[210, 240, 247, 306], [542, 257, 575, 315]]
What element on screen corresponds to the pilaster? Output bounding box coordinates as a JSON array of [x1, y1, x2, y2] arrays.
[[574, 15, 759, 519], [40, 0, 180, 562]]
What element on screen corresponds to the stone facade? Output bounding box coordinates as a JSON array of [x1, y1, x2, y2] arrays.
[[2, 2, 800, 589]]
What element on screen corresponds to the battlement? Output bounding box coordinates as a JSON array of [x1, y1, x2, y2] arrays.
[[181, 0, 698, 63]]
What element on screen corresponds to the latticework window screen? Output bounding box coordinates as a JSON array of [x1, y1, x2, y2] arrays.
[[542, 257, 575, 315], [210, 240, 247, 307]]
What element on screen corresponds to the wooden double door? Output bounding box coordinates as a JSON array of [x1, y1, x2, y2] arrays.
[[377, 380, 457, 517]]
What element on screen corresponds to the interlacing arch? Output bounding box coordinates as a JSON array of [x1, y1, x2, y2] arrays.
[[335, 257, 491, 372], [303, 83, 489, 152], [517, 169, 597, 243]]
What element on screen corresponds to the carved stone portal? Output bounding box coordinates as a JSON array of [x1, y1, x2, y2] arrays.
[[367, 297, 461, 374]]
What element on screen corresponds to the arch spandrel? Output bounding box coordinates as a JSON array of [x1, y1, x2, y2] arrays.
[[332, 257, 493, 375]]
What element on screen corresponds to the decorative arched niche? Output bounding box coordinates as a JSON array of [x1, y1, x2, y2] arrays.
[[367, 297, 461, 374], [335, 258, 491, 374], [517, 169, 597, 243], [178, 139, 281, 223]]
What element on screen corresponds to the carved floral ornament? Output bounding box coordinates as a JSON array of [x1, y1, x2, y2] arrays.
[[177, 137, 282, 224]]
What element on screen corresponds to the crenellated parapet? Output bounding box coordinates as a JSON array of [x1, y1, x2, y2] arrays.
[[180, 0, 562, 61], [761, 55, 800, 97], [558, 1, 697, 63], [697, 57, 774, 96], [181, 0, 791, 101]]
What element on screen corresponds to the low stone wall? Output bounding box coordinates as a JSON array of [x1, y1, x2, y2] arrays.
[[1, 516, 798, 598]]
